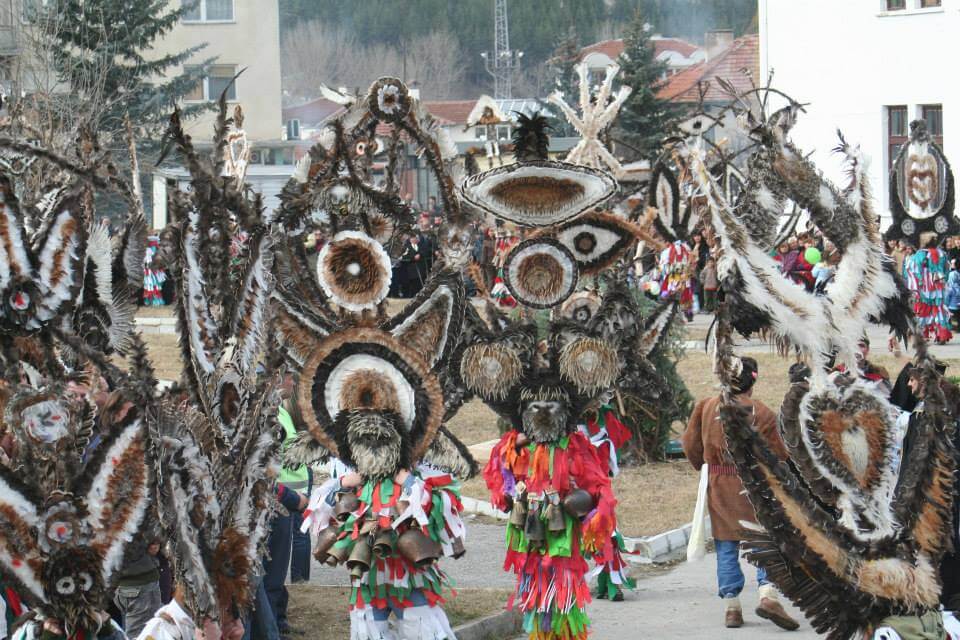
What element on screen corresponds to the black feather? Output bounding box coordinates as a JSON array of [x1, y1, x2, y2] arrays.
[[511, 111, 551, 162]]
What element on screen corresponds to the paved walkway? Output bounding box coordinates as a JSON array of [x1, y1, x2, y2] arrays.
[[581, 555, 818, 640], [684, 312, 960, 360], [308, 521, 820, 638]]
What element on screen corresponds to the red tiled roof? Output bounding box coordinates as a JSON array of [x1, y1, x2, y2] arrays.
[[424, 100, 477, 126], [579, 37, 701, 63], [657, 34, 759, 103], [282, 98, 345, 126]]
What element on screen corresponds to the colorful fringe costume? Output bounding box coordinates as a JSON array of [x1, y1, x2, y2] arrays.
[[904, 247, 953, 343], [658, 241, 694, 318], [142, 237, 167, 306], [484, 431, 617, 640], [579, 406, 636, 599], [490, 233, 519, 308], [303, 469, 465, 640]]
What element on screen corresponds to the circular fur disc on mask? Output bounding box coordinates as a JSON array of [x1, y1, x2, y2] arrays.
[[368, 77, 411, 122], [296, 327, 444, 464], [459, 160, 616, 227], [560, 290, 602, 323], [504, 238, 578, 309], [316, 231, 392, 312]]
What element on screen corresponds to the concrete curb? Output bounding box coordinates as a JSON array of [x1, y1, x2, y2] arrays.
[[461, 496, 509, 521], [453, 609, 522, 640], [622, 518, 712, 564], [136, 316, 178, 334]]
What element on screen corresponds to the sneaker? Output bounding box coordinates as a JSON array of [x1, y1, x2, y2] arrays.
[[756, 597, 800, 631], [595, 586, 608, 599], [611, 586, 624, 602], [725, 608, 744, 628]]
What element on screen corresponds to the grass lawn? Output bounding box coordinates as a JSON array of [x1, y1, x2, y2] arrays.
[[446, 399, 501, 446], [286, 585, 510, 638]]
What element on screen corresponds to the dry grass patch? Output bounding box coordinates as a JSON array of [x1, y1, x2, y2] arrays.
[[446, 399, 501, 446], [139, 333, 183, 382], [286, 585, 510, 638], [612, 462, 699, 536]]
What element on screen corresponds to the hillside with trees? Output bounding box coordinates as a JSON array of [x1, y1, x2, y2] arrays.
[[279, 0, 757, 103]]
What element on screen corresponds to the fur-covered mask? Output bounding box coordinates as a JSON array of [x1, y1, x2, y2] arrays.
[[519, 384, 572, 443], [277, 271, 465, 478], [0, 179, 87, 335], [589, 288, 640, 342], [0, 414, 150, 635], [438, 222, 475, 270], [335, 409, 410, 479]]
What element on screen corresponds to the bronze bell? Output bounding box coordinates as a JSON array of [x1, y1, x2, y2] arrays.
[[313, 526, 339, 562], [509, 491, 529, 528], [544, 490, 565, 532], [347, 537, 373, 578], [396, 528, 442, 568], [335, 491, 360, 523], [545, 504, 566, 532], [451, 537, 466, 559], [562, 488, 594, 519], [525, 500, 545, 544], [325, 540, 351, 567], [372, 529, 397, 559]]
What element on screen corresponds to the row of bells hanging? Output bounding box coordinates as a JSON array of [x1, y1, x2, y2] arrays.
[[509, 487, 594, 546], [315, 489, 466, 578]]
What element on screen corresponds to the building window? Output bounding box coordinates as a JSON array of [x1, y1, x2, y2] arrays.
[[922, 104, 944, 146], [888, 105, 908, 165], [183, 0, 234, 22], [920, 0, 941, 7], [885, 0, 905, 9], [185, 65, 238, 102]]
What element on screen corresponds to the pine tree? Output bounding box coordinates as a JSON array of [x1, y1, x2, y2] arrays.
[[614, 8, 686, 162], [33, 0, 211, 144], [541, 26, 580, 137]]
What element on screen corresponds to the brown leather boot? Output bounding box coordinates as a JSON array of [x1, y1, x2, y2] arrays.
[[725, 608, 744, 628], [756, 597, 800, 630]]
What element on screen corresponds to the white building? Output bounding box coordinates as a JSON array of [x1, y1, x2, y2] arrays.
[[759, 0, 952, 224]]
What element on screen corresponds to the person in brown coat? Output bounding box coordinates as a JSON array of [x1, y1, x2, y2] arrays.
[[681, 357, 799, 631]]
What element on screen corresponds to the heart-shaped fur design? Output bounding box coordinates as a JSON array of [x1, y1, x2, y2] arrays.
[[801, 381, 898, 497], [817, 406, 888, 490], [907, 153, 939, 210]]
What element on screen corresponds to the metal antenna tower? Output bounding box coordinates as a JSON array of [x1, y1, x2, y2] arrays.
[[482, 0, 522, 99]]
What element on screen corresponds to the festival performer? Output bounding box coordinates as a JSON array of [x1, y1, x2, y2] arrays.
[[456, 63, 672, 636], [681, 357, 798, 630], [145, 103, 287, 640], [578, 403, 634, 602], [479, 347, 618, 639], [274, 78, 477, 640], [904, 232, 953, 343], [659, 239, 695, 320], [142, 235, 167, 306], [490, 222, 519, 308], [673, 78, 957, 639]]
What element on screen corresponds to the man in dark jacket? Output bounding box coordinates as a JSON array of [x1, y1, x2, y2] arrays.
[[114, 534, 162, 638]]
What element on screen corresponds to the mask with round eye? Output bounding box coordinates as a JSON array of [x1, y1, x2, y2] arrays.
[[551, 212, 645, 275], [55, 576, 75, 596]]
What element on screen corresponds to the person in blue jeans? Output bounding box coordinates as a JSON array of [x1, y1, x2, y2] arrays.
[[681, 357, 800, 631], [289, 468, 313, 584]]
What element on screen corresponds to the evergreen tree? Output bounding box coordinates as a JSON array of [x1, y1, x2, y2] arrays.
[[541, 26, 580, 137], [614, 8, 686, 162], [33, 0, 211, 143]]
